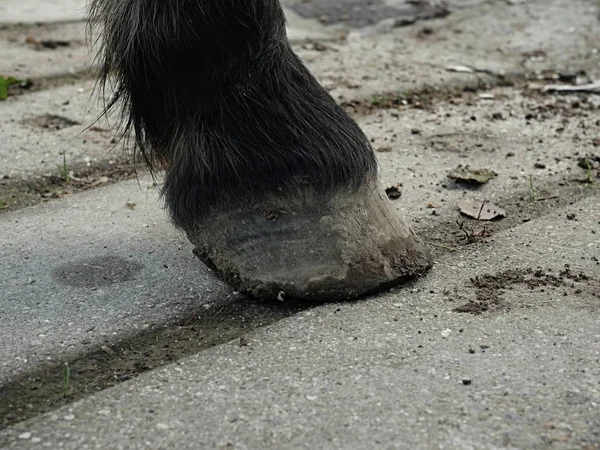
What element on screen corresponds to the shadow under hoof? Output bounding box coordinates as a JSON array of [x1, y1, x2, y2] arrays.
[[187, 181, 433, 302]]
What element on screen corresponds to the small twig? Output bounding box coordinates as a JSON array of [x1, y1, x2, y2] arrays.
[[429, 242, 459, 252], [456, 220, 474, 242], [535, 195, 559, 201], [476, 199, 487, 220]]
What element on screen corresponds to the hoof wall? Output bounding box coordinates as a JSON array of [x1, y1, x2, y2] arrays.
[[186, 183, 432, 301]]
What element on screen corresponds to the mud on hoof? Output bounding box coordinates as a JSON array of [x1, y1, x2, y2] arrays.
[[187, 181, 432, 302]]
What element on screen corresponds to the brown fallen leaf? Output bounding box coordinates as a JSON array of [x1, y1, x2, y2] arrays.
[[458, 200, 506, 221]]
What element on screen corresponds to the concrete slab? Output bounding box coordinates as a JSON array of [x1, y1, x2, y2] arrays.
[[2, 82, 597, 383], [0, 0, 86, 24], [3, 0, 599, 184], [1, 192, 597, 449], [286, 0, 488, 27], [0, 22, 89, 79], [1, 0, 599, 447], [0, 7, 333, 82], [0, 177, 227, 384], [1, 80, 599, 435], [298, 0, 600, 101], [362, 86, 600, 225], [0, 82, 119, 178]]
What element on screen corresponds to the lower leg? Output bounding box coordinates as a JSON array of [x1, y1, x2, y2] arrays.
[[88, 0, 432, 300]]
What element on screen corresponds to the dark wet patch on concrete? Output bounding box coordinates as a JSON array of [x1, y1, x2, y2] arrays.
[[53, 255, 144, 288], [21, 114, 80, 131], [291, 0, 449, 28]]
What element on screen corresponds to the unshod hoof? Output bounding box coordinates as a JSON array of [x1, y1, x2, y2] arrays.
[[186, 180, 432, 301]]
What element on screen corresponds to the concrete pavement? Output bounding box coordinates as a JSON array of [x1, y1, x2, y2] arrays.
[[1, 0, 599, 449]]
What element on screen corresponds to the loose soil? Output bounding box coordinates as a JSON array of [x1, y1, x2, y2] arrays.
[[0, 159, 140, 212], [450, 267, 598, 314]]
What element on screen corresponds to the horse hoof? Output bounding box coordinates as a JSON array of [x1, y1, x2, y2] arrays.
[[185, 180, 432, 301]]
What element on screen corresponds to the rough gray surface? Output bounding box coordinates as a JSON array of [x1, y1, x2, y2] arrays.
[[285, 0, 485, 27], [0, 0, 86, 24], [1, 195, 599, 450], [0, 178, 230, 382], [302, 0, 600, 101], [0, 7, 332, 80], [0, 22, 90, 79], [366, 87, 600, 221], [2, 81, 597, 383], [0, 82, 119, 178], [1, 0, 600, 448], [3, 0, 600, 180]]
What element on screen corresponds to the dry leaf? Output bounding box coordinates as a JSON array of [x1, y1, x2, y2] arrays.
[[458, 200, 506, 221]]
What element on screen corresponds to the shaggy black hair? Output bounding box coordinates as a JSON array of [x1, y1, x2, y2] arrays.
[[88, 0, 378, 228]]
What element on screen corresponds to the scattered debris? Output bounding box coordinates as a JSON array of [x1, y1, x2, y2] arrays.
[[377, 146, 392, 153], [538, 81, 600, 94], [385, 184, 403, 200], [26, 36, 71, 49], [445, 65, 475, 74], [89, 176, 109, 187], [456, 220, 492, 242], [448, 166, 498, 185], [444, 65, 501, 77], [462, 379, 472, 386], [452, 267, 594, 315], [458, 200, 506, 221], [126, 201, 137, 210], [391, 1, 450, 27]]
